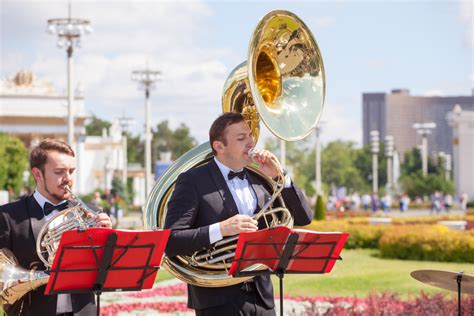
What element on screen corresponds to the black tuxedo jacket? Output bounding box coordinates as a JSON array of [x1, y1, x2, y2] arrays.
[[0, 195, 95, 316], [164, 159, 313, 310]]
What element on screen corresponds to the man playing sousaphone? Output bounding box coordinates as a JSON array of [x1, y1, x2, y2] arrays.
[[0, 138, 112, 315], [164, 112, 312, 315]]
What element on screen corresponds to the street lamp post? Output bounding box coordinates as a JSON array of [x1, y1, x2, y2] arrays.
[[315, 125, 323, 196], [413, 122, 436, 176], [131, 68, 161, 197], [445, 154, 451, 181], [47, 6, 92, 145], [384, 135, 394, 190], [118, 115, 133, 188], [370, 130, 379, 193]]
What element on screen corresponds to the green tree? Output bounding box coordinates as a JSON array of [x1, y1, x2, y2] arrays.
[[0, 134, 28, 194], [399, 171, 454, 197], [321, 141, 366, 192], [85, 115, 111, 136], [152, 121, 197, 161], [126, 132, 144, 164], [401, 147, 440, 176]]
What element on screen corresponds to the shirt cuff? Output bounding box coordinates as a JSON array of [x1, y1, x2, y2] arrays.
[[209, 222, 223, 244]]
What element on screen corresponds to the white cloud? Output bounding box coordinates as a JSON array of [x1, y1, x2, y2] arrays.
[[317, 101, 361, 146]]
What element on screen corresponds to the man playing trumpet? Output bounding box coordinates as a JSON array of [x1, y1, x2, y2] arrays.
[[0, 138, 112, 315], [164, 112, 312, 315]]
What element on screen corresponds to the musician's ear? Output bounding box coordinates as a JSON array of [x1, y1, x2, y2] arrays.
[[212, 140, 224, 154], [31, 167, 43, 183]]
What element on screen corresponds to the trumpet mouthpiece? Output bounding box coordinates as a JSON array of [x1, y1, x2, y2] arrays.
[[248, 148, 256, 157]]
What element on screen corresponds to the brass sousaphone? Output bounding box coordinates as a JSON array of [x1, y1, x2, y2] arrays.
[[144, 10, 325, 287]]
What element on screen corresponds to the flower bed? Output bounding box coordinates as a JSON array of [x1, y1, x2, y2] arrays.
[[100, 280, 474, 315]]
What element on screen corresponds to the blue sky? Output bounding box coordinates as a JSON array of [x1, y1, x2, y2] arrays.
[[1, 0, 472, 146]]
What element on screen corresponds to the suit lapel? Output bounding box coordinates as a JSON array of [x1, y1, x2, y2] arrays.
[[208, 159, 239, 217], [26, 194, 46, 243]]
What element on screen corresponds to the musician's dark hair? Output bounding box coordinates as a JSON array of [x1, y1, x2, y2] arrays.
[[209, 112, 245, 155], [30, 138, 75, 174]]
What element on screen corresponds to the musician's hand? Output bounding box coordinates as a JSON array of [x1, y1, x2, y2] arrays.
[[249, 149, 282, 178], [94, 213, 112, 228], [219, 214, 258, 237]]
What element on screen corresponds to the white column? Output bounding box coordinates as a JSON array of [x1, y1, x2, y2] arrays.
[[315, 127, 322, 195], [122, 133, 128, 187], [145, 89, 152, 197], [421, 135, 428, 176], [67, 47, 74, 145]]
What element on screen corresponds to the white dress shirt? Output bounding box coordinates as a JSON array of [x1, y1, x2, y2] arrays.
[[208, 158, 292, 244], [32, 190, 72, 313]]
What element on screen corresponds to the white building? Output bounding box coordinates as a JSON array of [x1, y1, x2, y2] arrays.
[[446, 105, 474, 201], [0, 70, 146, 206]]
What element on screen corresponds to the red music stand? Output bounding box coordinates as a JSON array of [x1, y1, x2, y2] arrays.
[[229, 226, 349, 316], [45, 228, 170, 316]]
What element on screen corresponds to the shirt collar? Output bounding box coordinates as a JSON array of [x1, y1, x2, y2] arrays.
[[214, 157, 244, 181], [33, 190, 66, 210]]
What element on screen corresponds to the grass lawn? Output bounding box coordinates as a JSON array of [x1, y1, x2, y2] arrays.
[[153, 249, 473, 299], [273, 249, 473, 298]]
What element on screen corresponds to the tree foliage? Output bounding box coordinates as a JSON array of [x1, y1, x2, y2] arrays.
[[321, 141, 367, 192], [398, 148, 454, 197], [152, 121, 197, 161], [0, 133, 28, 194], [85, 115, 112, 136]]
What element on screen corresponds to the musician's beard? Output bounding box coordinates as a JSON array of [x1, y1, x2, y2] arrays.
[[44, 181, 69, 204]]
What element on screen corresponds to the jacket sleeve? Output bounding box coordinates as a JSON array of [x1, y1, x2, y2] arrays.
[[281, 184, 313, 226], [164, 172, 211, 257]]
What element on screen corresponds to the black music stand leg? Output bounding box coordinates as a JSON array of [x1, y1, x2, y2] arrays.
[[94, 284, 102, 316], [457, 274, 462, 316], [276, 269, 284, 316]]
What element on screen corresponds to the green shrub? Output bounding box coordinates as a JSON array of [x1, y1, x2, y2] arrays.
[[379, 225, 474, 263], [305, 219, 474, 262], [314, 194, 326, 220]]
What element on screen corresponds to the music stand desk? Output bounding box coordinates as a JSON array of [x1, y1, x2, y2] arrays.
[[45, 228, 170, 316]]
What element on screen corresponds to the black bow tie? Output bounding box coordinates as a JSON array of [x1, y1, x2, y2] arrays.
[[43, 201, 69, 215], [228, 170, 246, 181]]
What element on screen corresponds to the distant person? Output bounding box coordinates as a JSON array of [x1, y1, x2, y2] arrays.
[[370, 192, 378, 213], [381, 193, 392, 213], [90, 191, 102, 207], [399, 193, 410, 212], [431, 191, 442, 214], [351, 192, 361, 210], [361, 193, 371, 211], [443, 193, 453, 212], [460, 192, 469, 211]]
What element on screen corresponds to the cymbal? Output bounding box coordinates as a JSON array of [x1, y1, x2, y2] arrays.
[[411, 270, 474, 295]]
